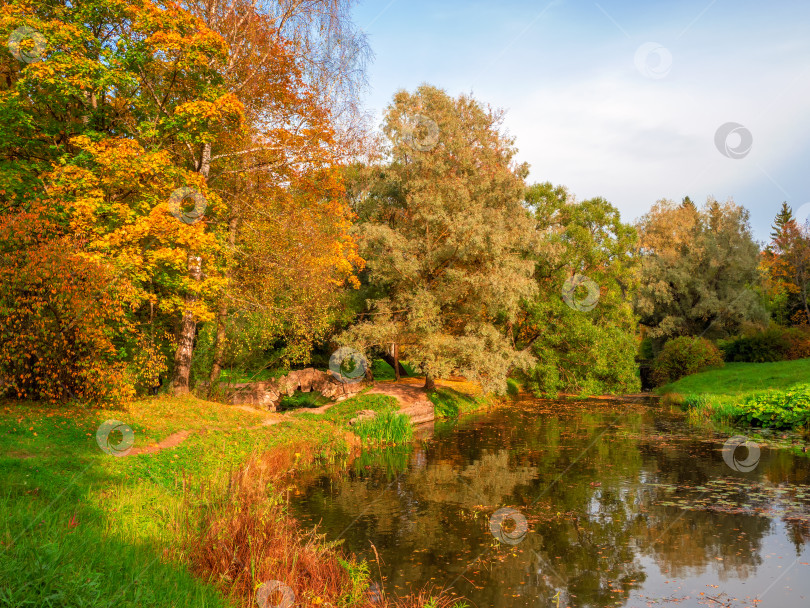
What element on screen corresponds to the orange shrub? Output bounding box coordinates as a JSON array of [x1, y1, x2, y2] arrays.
[[0, 213, 134, 404], [785, 326, 810, 360]]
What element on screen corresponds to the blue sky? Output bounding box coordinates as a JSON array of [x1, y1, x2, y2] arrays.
[[350, 0, 810, 242]]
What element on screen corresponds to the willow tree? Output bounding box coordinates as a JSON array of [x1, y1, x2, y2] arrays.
[[636, 197, 767, 341], [513, 183, 640, 396], [343, 85, 537, 393]]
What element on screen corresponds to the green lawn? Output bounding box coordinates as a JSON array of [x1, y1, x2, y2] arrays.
[[658, 358, 810, 430], [427, 387, 488, 418], [0, 391, 408, 608], [658, 358, 810, 397]]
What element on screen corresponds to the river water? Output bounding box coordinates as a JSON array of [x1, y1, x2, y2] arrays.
[[290, 397, 810, 607]]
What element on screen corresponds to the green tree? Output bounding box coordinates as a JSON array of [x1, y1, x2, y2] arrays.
[[635, 198, 768, 342], [770, 201, 794, 243], [343, 85, 537, 393], [514, 183, 640, 396]]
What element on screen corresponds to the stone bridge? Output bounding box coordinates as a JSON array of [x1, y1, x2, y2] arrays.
[[215, 368, 367, 411]]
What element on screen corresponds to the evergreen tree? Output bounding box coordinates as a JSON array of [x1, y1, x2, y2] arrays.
[[770, 202, 795, 243], [762, 204, 810, 326]]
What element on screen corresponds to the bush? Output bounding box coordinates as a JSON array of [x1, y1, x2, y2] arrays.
[[720, 329, 788, 362], [0, 217, 133, 404], [737, 384, 810, 429], [785, 327, 810, 359], [651, 336, 724, 386], [720, 326, 810, 362]]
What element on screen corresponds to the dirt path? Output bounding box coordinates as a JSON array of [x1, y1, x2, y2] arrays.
[[123, 381, 437, 457], [367, 380, 435, 424], [125, 407, 284, 457], [129, 430, 193, 456]]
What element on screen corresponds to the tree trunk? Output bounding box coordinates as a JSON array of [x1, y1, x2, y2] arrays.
[[173, 142, 211, 396], [172, 255, 202, 396], [380, 342, 407, 380], [424, 373, 435, 392], [209, 216, 239, 388], [208, 303, 228, 388]]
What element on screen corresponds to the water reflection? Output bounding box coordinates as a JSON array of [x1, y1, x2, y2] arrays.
[[292, 398, 810, 607]]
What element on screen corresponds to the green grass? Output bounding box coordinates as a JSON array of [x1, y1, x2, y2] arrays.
[[218, 368, 290, 383], [659, 358, 810, 429], [0, 395, 375, 608], [506, 377, 521, 397], [370, 359, 419, 381], [371, 358, 397, 381], [295, 393, 414, 444], [427, 388, 488, 418], [296, 393, 399, 425], [278, 389, 332, 410], [352, 410, 414, 444], [657, 358, 810, 397]]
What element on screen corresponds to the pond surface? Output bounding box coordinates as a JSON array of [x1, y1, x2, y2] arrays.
[[290, 397, 810, 607]]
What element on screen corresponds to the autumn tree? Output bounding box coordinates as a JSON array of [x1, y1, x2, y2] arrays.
[[177, 0, 364, 387], [762, 203, 810, 326], [0, 0, 366, 401], [342, 85, 537, 393], [513, 183, 640, 396], [635, 197, 768, 342], [0, 0, 239, 399]]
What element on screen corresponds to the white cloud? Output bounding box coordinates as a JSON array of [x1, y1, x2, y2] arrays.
[[492, 49, 810, 226]]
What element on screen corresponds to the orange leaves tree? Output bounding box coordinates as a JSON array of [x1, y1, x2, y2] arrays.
[[761, 203, 810, 326], [0, 209, 133, 403], [183, 0, 363, 386], [0, 0, 363, 402], [0, 0, 239, 400]]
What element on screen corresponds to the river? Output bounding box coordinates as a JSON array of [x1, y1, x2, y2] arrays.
[[291, 396, 810, 607]]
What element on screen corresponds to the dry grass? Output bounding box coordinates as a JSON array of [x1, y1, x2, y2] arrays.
[[185, 440, 466, 608]]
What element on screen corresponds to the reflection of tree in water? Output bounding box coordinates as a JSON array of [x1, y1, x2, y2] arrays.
[[637, 509, 767, 580], [409, 448, 539, 507], [786, 519, 810, 554], [292, 402, 809, 607], [763, 448, 810, 555]]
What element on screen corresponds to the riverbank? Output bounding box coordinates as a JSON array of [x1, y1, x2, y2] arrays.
[[657, 358, 810, 430], [0, 392, 469, 608]]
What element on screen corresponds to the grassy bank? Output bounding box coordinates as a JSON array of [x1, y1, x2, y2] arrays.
[[297, 393, 414, 444], [0, 393, 460, 608], [658, 358, 810, 430], [427, 388, 489, 418]]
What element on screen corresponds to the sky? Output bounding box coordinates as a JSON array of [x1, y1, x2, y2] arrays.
[[350, 0, 810, 242]]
